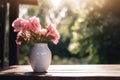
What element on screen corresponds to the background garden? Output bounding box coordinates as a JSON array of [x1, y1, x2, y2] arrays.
[[5, 0, 120, 65]]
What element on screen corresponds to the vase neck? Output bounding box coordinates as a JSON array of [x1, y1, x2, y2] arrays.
[[34, 43, 48, 46]]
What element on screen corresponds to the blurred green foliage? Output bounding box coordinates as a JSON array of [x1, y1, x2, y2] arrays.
[[19, 0, 120, 64]]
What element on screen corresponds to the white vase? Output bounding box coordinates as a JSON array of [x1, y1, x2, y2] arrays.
[[29, 43, 51, 72]]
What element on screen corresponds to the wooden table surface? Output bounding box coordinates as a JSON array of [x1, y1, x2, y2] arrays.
[[0, 65, 120, 80]]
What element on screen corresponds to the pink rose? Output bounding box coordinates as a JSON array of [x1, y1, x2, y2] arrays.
[[47, 24, 60, 44], [29, 16, 41, 33], [39, 29, 47, 36], [23, 20, 31, 31], [12, 18, 30, 32]]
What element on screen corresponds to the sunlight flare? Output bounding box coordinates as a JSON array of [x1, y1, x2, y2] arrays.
[[50, 0, 61, 7]]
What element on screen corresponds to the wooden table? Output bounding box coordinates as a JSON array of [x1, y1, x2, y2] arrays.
[[0, 65, 120, 80]]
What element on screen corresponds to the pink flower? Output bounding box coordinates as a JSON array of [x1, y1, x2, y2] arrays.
[[16, 31, 30, 45], [29, 16, 41, 33], [12, 18, 30, 32], [23, 20, 31, 31], [39, 29, 47, 36], [15, 31, 23, 45], [47, 24, 60, 44], [16, 40, 22, 45]]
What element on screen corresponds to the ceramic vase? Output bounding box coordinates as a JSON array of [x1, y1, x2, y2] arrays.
[[29, 43, 51, 72]]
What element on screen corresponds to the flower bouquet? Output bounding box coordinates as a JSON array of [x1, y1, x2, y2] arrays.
[[12, 16, 60, 45]]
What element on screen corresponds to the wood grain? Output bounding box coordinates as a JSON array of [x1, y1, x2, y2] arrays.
[[0, 65, 120, 80]]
